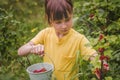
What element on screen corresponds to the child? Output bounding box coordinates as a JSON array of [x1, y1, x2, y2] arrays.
[[18, 0, 97, 80]]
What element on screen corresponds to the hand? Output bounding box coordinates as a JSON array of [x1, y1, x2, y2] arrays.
[[30, 44, 44, 56]]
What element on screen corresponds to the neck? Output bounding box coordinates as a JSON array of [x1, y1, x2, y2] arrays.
[[57, 33, 64, 39], [56, 33, 65, 39]]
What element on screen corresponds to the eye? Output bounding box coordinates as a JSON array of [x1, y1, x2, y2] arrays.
[[56, 21, 62, 24], [65, 18, 71, 22], [54, 20, 62, 24]]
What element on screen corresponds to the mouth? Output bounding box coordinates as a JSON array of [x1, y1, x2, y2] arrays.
[[62, 29, 69, 31], [61, 29, 69, 34]]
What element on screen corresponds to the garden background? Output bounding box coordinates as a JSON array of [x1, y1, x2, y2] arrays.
[[0, 0, 120, 80]]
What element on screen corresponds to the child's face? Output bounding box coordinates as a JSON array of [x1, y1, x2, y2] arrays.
[[52, 16, 73, 35]]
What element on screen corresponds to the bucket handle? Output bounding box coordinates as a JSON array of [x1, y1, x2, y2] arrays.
[[40, 53, 55, 71]]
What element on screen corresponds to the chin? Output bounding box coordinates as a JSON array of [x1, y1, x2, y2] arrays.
[[62, 31, 69, 35]]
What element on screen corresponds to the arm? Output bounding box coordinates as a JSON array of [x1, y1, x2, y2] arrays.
[[18, 41, 44, 56]]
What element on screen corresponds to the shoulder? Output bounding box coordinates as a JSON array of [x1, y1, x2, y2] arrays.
[[39, 27, 54, 33], [71, 29, 90, 43], [71, 29, 85, 39]]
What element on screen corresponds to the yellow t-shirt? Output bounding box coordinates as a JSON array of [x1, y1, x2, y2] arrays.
[[31, 27, 96, 80]]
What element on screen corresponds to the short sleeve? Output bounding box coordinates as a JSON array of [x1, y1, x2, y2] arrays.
[[79, 35, 96, 60], [30, 29, 46, 45]]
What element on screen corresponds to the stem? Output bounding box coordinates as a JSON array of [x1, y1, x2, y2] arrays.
[[26, 56, 31, 65], [100, 59, 103, 80], [18, 61, 26, 68], [100, 53, 104, 80]]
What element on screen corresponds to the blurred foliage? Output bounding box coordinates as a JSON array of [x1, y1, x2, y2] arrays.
[[0, 0, 45, 80], [0, 0, 120, 80]]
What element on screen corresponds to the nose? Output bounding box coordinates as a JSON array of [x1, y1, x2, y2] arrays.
[[60, 22, 67, 29]]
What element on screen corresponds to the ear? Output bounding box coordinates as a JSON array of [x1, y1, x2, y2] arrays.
[[49, 21, 54, 27], [51, 22, 54, 26]]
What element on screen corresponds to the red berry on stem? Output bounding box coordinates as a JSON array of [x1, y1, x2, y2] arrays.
[[98, 34, 104, 41], [98, 48, 105, 53], [89, 14, 94, 18], [89, 14, 94, 20], [105, 56, 110, 61], [99, 55, 105, 60]]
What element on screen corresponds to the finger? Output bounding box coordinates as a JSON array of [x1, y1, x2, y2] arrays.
[[38, 46, 42, 55], [40, 54, 44, 57], [33, 46, 37, 54], [40, 46, 44, 56], [30, 46, 35, 53], [33, 46, 39, 55], [34, 45, 42, 55], [38, 45, 41, 53]]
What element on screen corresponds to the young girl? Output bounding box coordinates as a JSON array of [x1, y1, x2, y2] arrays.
[[18, 0, 97, 80]]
